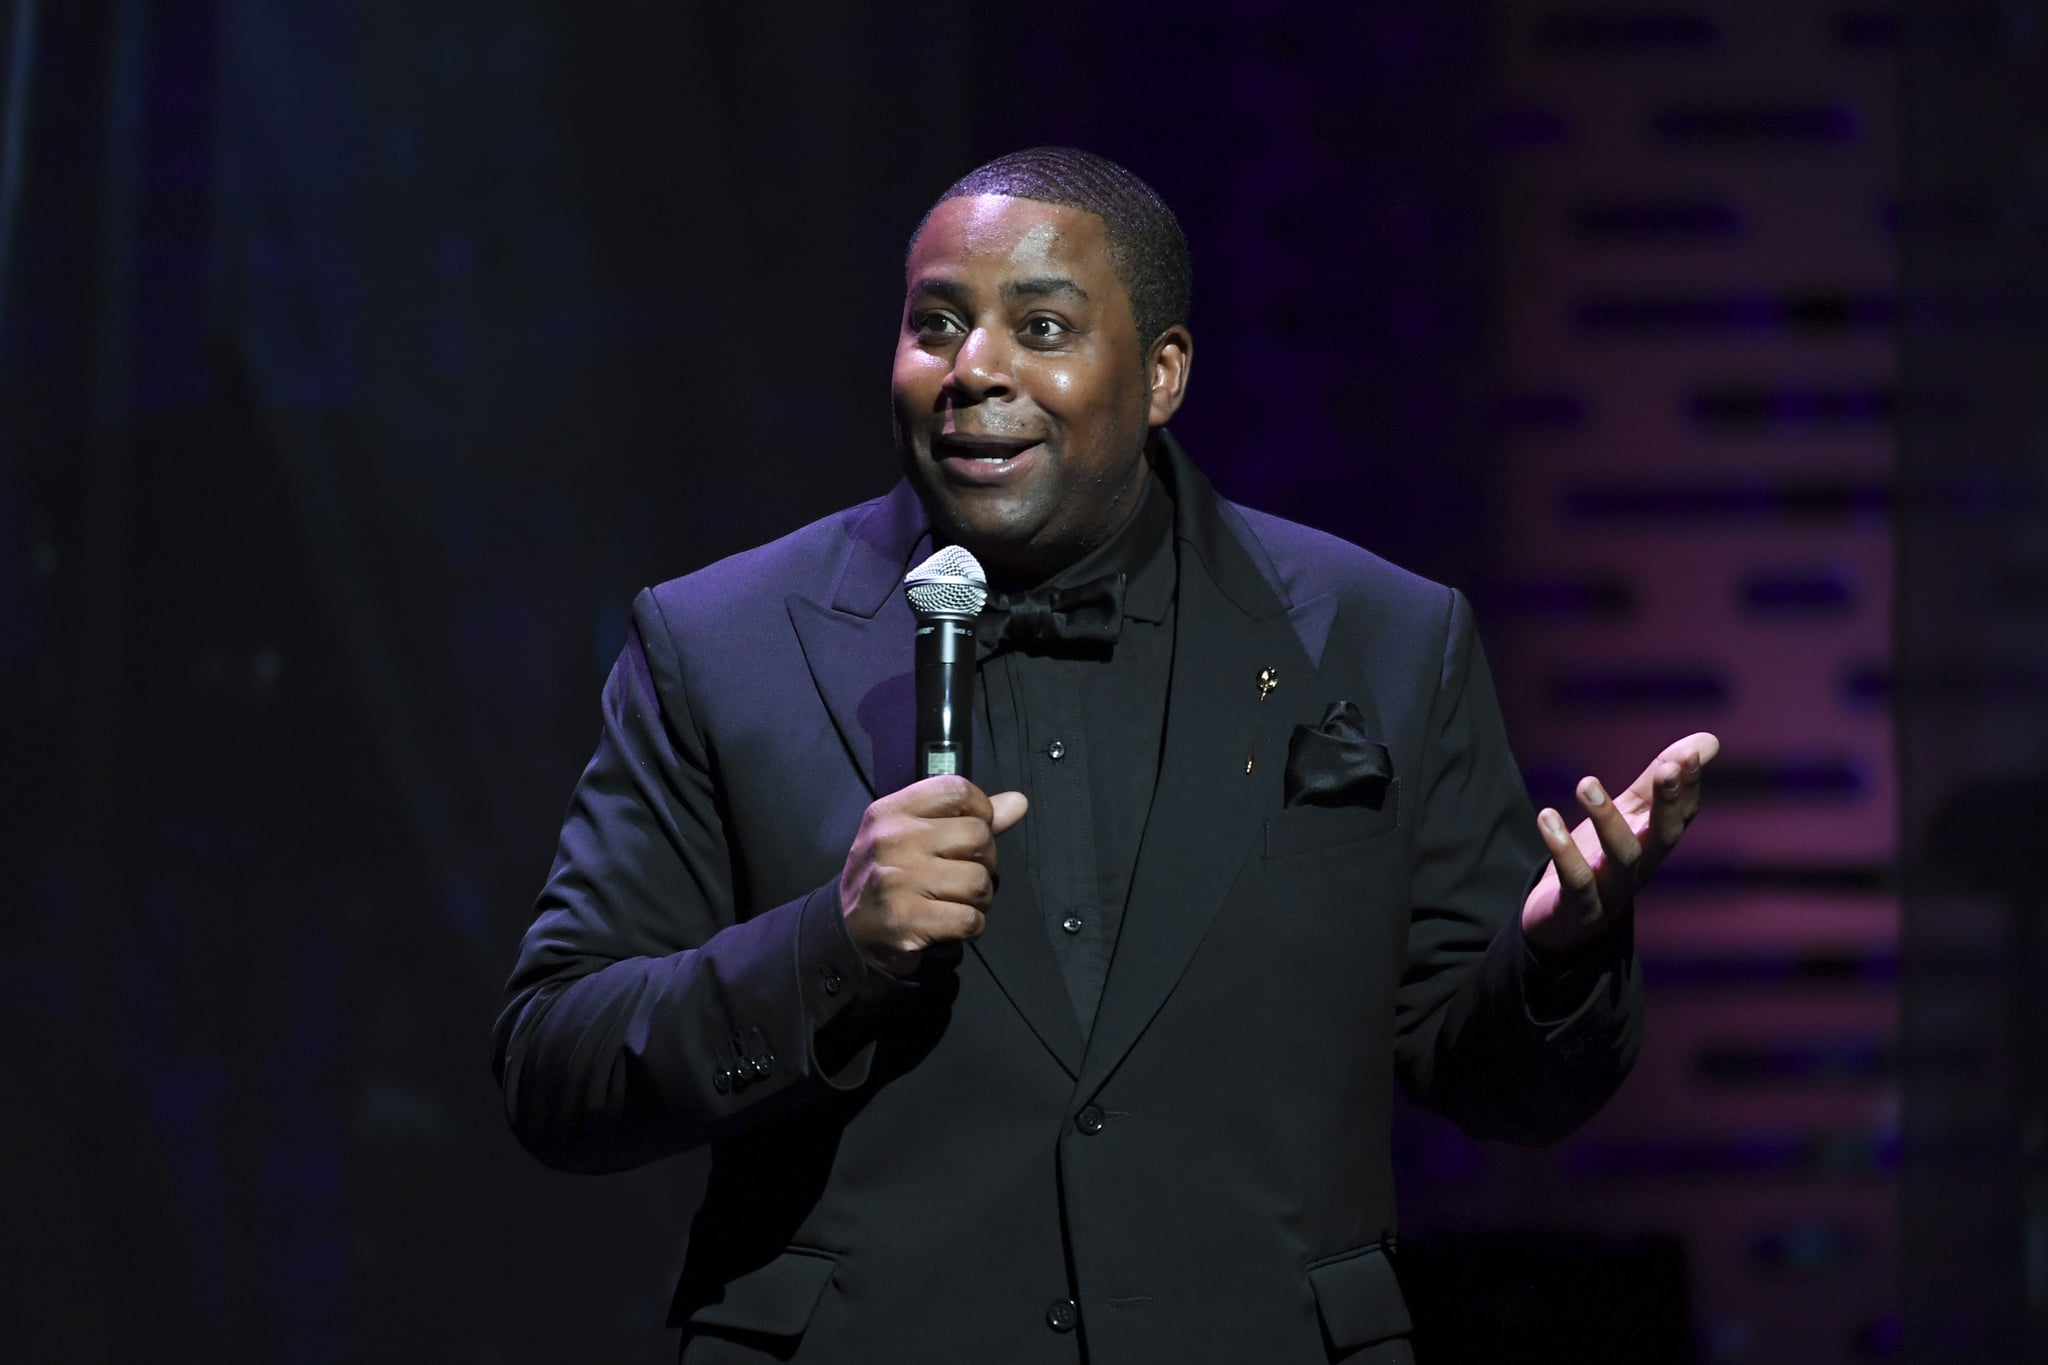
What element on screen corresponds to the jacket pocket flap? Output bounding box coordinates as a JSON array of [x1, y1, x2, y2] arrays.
[[682, 1247, 838, 1337], [1307, 1243, 1411, 1349]]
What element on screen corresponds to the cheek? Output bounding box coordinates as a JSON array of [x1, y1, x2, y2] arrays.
[[892, 350, 946, 406]]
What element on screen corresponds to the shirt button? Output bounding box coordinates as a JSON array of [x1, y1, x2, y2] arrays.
[[1045, 1298, 1079, 1333], [1075, 1105, 1105, 1135], [1045, 739, 1066, 760], [1061, 915, 1084, 934]]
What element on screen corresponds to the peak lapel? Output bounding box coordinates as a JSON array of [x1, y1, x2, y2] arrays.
[[785, 482, 928, 799], [1077, 445, 1339, 1098], [1078, 569, 1336, 1095], [783, 481, 1084, 1073], [787, 594, 915, 799], [970, 831, 1085, 1076]]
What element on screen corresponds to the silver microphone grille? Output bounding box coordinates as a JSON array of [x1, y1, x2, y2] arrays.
[[904, 545, 989, 618]]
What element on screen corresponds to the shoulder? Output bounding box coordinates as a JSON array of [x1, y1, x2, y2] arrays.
[[1224, 500, 1460, 629], [1216, 502, 1489, 740], [634, 494, 894, 646]]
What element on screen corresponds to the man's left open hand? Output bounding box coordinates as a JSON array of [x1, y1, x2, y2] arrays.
[[1522, 731, 1722, 954]]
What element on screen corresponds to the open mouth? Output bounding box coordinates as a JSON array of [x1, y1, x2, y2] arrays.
[[934, 435, 1041, 461], [932, 434, 1043, 483]]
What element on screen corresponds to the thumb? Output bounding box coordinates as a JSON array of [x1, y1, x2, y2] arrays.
[[988, 790, 1030, 836]]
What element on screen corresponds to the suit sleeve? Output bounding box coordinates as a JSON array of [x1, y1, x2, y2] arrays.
[[1391, 587, 1643, 1146], [492, 588, 896, 1173]]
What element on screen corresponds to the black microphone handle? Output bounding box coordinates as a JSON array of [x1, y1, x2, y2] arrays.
[[912, 613, 977, 782]]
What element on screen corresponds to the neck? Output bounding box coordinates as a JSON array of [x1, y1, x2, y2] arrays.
[[960, 469, 1152, 591]]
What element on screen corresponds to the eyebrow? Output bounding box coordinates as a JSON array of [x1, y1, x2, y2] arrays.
[[907, 276, 1091, 308], [1003, 277, 1089, 305], [908, 276, 972, 309]]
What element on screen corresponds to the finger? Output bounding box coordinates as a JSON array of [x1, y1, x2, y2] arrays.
[[912, 897, 990, 943], [1647, 759, 1690, 852], [1577, 776, 1643, 886], [1672, 731, 1716, 814], [1538, 807, 1600, 910], [885, 899, 986, 953], [988, 790, 1029, 836], [1619, 731, 1722, 815], [1641, 733, 1718, 853], [921, 857, 997, 911], [900, 774, 994, 824], [924, 814, 1000, 865]]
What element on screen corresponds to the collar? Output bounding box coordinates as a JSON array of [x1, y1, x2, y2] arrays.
[[828, 429, 1290, 625], [1039, 473, 1174, 624]]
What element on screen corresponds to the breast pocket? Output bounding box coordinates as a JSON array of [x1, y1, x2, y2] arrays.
[[1261, 782, 1400, 860]]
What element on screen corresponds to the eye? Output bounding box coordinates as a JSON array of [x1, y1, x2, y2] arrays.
[[1021, 315, 1071, 344], [912, 310, 964, 341]]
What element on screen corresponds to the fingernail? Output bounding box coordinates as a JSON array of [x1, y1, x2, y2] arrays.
[[1582, 779, 1606, 806], [1541, 811, 1566, 839]]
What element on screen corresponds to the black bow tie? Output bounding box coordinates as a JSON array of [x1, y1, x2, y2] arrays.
[[979, 573, 1127, 659]]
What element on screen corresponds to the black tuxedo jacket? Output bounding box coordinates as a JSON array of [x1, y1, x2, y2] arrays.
[[494, 437, 1642, 1363]]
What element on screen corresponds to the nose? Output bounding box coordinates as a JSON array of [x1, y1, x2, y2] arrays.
[[943, 326, 1014, 402]]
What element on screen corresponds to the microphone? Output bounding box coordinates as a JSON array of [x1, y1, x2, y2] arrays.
[[903, 545, 989, 782]]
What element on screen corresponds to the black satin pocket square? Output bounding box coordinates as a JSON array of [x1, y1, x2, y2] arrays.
[[1284, 700, 1394, 809]]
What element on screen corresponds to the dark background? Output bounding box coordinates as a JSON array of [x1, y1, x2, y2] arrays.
[[3, 2, 2042, 1361]]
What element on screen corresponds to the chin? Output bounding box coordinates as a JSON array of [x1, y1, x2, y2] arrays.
[[930, 489, 1040, 543]]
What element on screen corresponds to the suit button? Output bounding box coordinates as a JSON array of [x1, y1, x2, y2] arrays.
[[1075, 1105, 1105, 1135], [712, 1067, 732, 1094], [751, 1054, 773, 1078], [820, 965, 844, 996], [1045, 1297, 1078, 1332]]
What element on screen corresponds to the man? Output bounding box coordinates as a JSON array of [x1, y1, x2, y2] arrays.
[[494, 147, 1718, 1363]]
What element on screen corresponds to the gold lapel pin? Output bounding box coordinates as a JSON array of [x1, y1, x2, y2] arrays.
[[1247, 667, 1279, 772]]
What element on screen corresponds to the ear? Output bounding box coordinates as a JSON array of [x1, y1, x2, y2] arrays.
[[1144, 325, 1193, 427]]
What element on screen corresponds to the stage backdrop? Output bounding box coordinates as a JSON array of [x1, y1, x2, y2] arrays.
[[8, 3, 2036, 1362]]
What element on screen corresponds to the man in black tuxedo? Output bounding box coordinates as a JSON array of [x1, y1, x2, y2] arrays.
[[494, 147, 1719, 1363]]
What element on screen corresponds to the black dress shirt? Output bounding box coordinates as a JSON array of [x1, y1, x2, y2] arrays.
[[972, 476, 1176, 1036], [887, 472, 1612, 1038]]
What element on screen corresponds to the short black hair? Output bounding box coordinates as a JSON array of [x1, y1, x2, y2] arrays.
[[914, 146, 1192, 349]]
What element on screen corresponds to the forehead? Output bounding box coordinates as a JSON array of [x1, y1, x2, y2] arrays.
[[908, 194, 1117, 289]]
